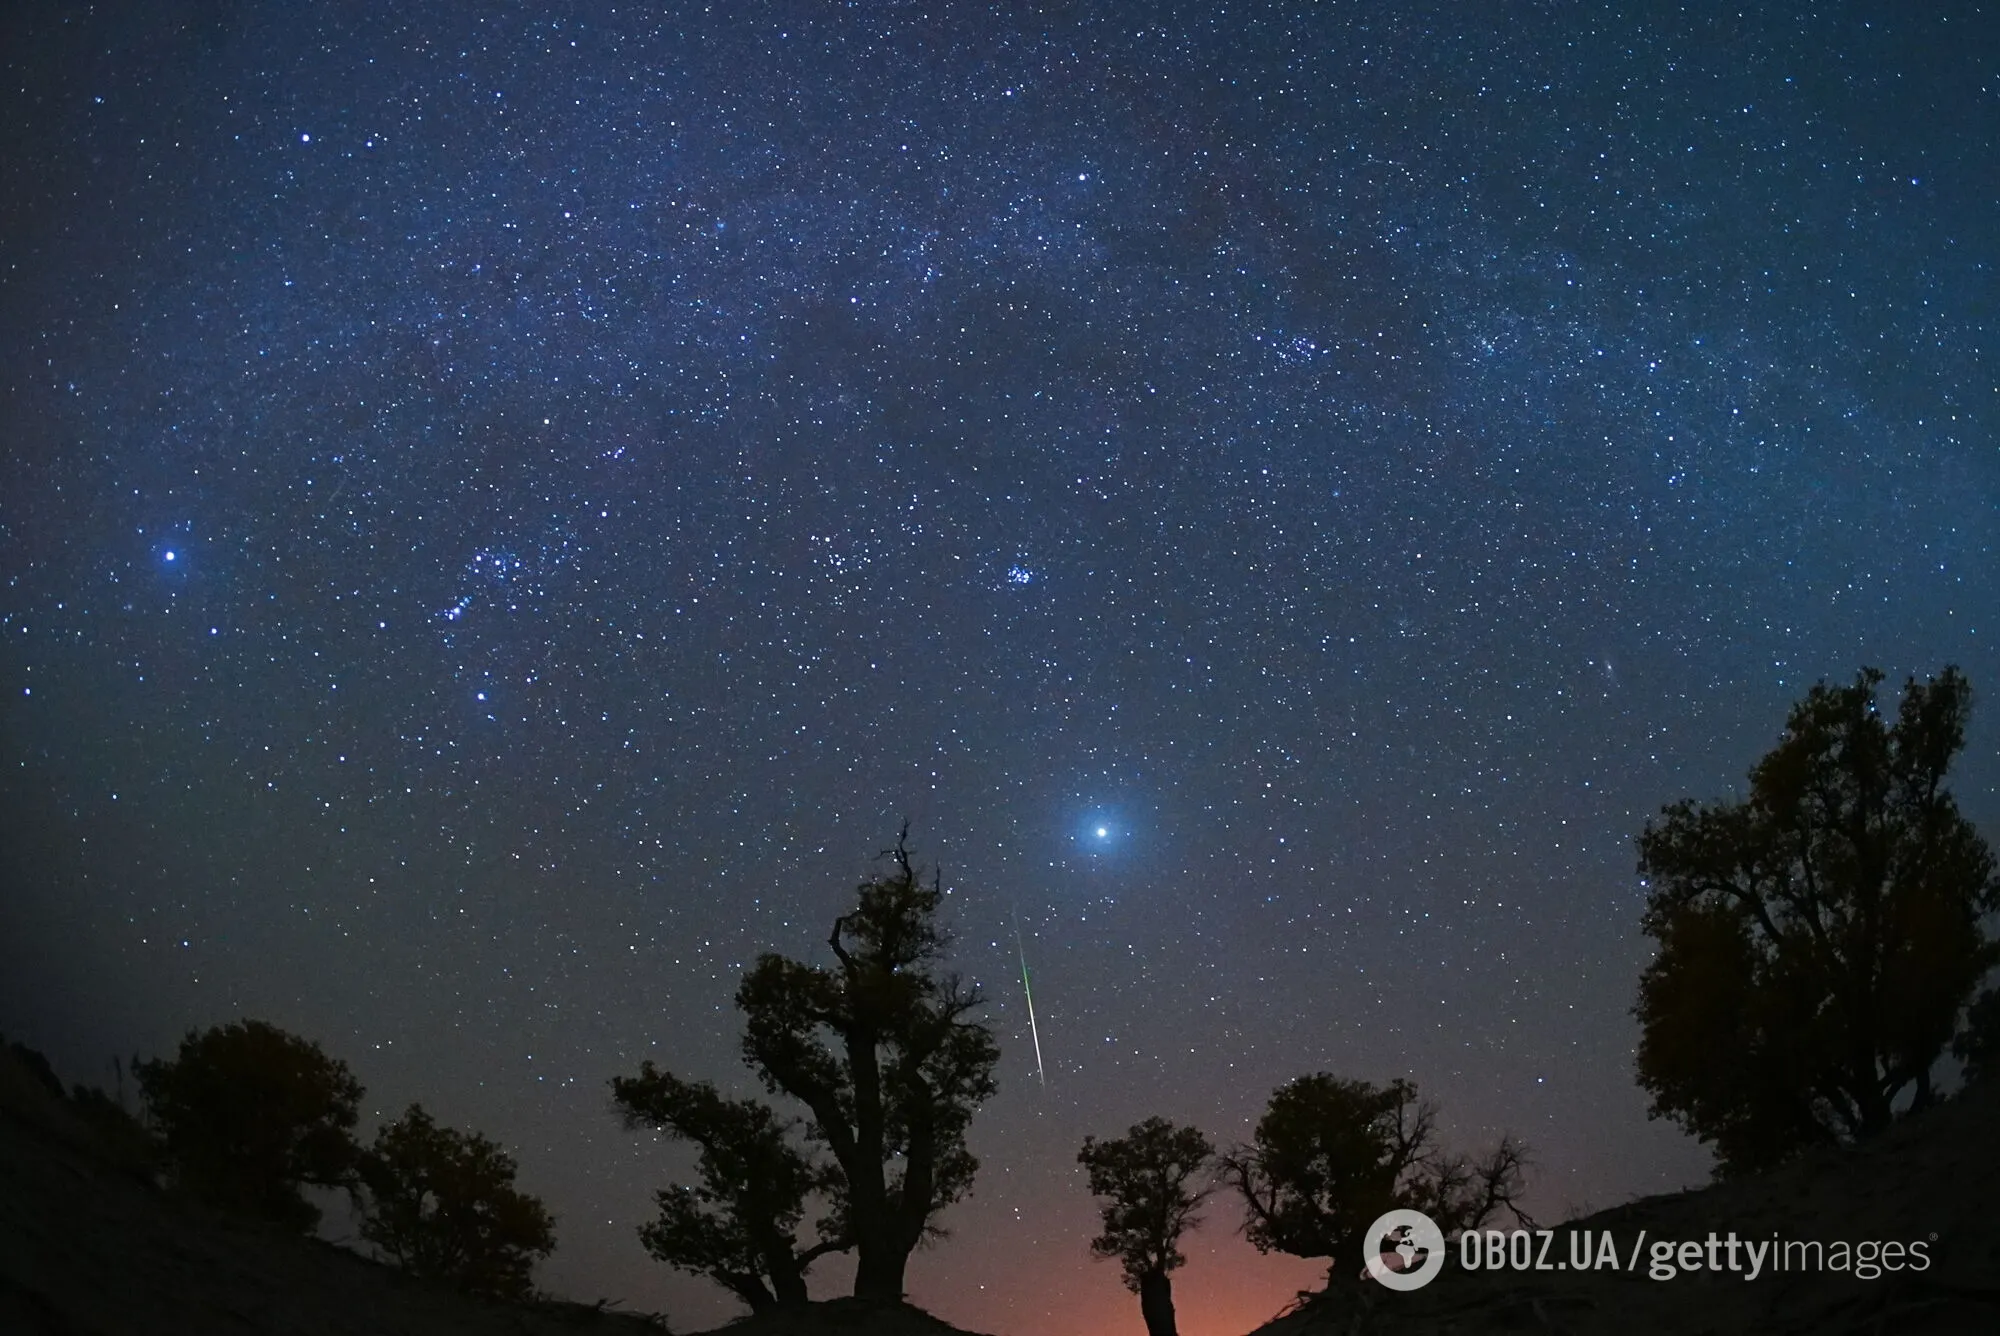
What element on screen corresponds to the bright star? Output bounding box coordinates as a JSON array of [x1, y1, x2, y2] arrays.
[[163, 550, 176, 562], [1076, 812, 1124, 849]]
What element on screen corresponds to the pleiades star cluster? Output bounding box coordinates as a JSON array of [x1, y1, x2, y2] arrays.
[[2, 3, 1994, 1333]]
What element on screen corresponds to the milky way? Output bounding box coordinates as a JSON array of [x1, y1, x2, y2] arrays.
[[4, 4, 1996, 1333]]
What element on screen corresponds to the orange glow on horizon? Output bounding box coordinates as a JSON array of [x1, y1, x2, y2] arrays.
[[917, 1240, 1328, 1336]]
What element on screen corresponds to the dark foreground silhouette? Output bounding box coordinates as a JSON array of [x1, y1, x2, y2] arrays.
[[0, 1039, 992, 1336], [1244, 1077, 2000, 1336], [691, 1299, 992, 1336], [0, 1041, 667, 1336], [6, 1033, 1996, 1336]]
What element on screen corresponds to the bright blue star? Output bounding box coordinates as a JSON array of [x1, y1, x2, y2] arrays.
[[1075, 813, 1123, 851]]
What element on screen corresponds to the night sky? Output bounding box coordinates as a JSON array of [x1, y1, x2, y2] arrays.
[[3, 2, 1997, 1333]]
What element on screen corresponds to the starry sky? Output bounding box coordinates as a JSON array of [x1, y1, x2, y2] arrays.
[[3, 2, 1997, 1332]]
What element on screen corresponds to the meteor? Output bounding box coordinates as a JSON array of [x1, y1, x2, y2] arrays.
[[1013, 904, 1046, 1091]]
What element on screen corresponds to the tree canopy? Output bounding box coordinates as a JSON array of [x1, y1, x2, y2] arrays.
[[353, 1104, 556, 1300], [1221, 1074, 1526, 1284], [611, 1062, 848, 1310], [1635, 666, 2000, 1174], [1078, 1117, 1214, 1336], [134, 1018, 362, 1231], [735, 828, 1000, 1300], [1954, 986, 2000, 1086]]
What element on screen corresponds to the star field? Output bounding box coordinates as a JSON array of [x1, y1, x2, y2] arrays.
[[3, 3, 1997, 1333]]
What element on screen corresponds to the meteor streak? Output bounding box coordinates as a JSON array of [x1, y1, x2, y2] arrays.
[[1013, 905, 1046, 1090]]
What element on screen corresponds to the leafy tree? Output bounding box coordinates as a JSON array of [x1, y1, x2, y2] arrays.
[[354, 1104, 556, 1300], [1635, 667, 2000, 1174], [69, 1081, 165, 1178], [134, 1019, 362, 1231], [4, 1038, 161, 1175], [612, 1061, 849, 1311], [1078, 1117, 1215, 1336], [1954, 987, 2000, 1086], [735, 828, 1000, 1300], [1221, 1075, 1527, 1286], [5, 1036, 64, 1100]]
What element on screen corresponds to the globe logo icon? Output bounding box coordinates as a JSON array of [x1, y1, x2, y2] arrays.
[[1363, 1208, 1446, 1291]]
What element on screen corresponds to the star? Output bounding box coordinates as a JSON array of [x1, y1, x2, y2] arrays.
[[4, 5, 1985, 1332]]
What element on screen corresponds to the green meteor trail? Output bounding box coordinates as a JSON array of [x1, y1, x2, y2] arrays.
[[1013, 905, 1046, 1090]]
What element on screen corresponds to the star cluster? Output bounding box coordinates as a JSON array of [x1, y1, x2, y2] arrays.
[[3, 4, 1995, 1333]]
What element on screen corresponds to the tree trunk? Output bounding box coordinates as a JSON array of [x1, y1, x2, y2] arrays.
[[723, 1273, 777, 1313], [768, 1259, 809, 1307], [1138, 1269, 1178, 1336], [844, 1191, 914, 1301], [853, 1242, 910, 1301], [1910, 1066, 1935, 1115], [1854, 1075, 1893, 1138]]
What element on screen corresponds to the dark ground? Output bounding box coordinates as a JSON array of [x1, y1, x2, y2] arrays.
[[5, 1036, 1996, 1336], [0, 1043, 673, 1336], [1245, 1078, 2000, 1336]]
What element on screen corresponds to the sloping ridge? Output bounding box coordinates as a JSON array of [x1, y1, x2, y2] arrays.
[[13, 1027, 1994, 1336], [1247, 1079, 2000, 1336], [0, 1044, 668, 1336], [687, 1297, 995, 1336], [0, 1044, 992, 1336]]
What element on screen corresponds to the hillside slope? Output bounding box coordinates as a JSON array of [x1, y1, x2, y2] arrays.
[[1246, 1079, 2000, 1335], [0, 1043, 995, 1336], [10, 1029, 1995, 1336], [687, 1297, 994, 1336], [0, 1045, 668, 1336]]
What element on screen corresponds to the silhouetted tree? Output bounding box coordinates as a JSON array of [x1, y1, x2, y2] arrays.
[[1078, 1117, 1214, 1336], [612, 1062, 849, 1311], [3, 1037, 161, 1175], [134, 1019, 362, 1231], [1635, 667, 2000, 1174], [68, 1082, 164, 1177], [4, 1037, 64, 1100], [354, 1104, 556, 1300], [1955, 987, 2000, 1086], [736, 827, 1000, 1300], [1221, 1075, 1527, 1287]]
